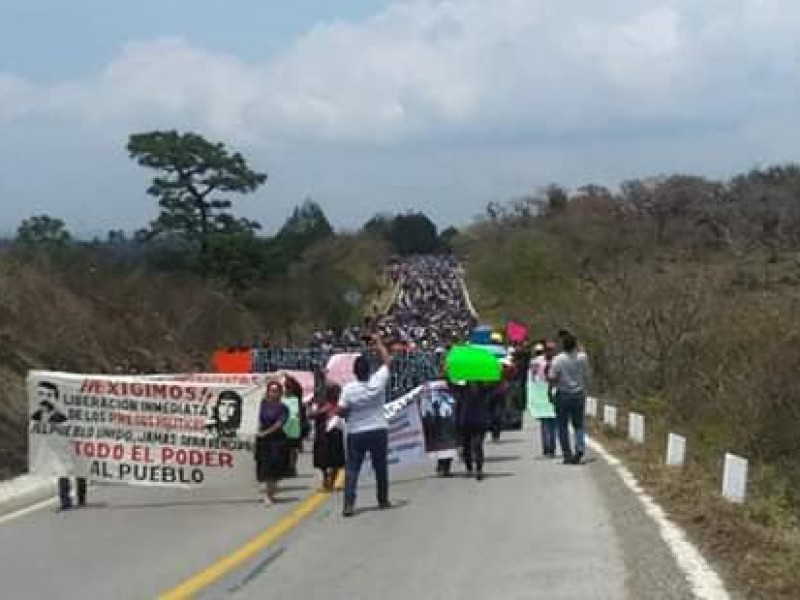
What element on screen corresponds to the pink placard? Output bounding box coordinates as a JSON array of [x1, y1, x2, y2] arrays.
[[325, 353, 360, 386], [506, 321, 528, 343], [282, 370, 316, 404]]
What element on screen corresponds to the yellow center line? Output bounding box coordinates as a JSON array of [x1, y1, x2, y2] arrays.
[[160, 470, 344, 600]]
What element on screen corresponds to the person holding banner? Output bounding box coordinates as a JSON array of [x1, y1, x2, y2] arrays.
[[256, 381, 290, 505], [338, 333, 392, 517]]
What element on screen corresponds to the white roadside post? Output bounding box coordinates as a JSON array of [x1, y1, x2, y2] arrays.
[[628, 412, 645, 444], [722, 453, 748, 504], [666, 433, 686, 467], [586, 397, 597, 418], [603, 405, 617, 428]]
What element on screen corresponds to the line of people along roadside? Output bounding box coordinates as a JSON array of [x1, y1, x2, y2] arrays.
[[252, 327, 589, 516]]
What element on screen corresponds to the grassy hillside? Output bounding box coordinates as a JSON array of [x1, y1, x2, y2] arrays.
[[0, 234, 388, 478], [460, 170, 800, 598]]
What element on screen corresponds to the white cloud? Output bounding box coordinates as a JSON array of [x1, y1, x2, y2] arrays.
[[1, 0, 799, 144]]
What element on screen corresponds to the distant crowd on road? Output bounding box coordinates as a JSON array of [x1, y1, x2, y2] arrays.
[[306, 255, 476, 354]]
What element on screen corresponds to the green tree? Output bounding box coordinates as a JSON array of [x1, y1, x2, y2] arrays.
[[362, 213, 393, 239], [16, 214, 71, 248], [439, 226, 459, 252], [276, 198, 334, 260], [389, 212, 438, 255], [126, 130, 267, 270], [206, 231, 267, 289], [545, 184, 569, 213]]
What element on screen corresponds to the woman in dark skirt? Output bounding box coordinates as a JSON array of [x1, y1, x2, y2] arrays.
[[309, 384, 346, 491], [255, 381, 289, 505]]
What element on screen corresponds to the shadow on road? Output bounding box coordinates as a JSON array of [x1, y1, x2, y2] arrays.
[[483, 454, 523, 463], [272, 496, 301, 504], [278, 485, 313, 493], [353, 499, 410, 516], [97, 498, 262, 510], [454, 471, 515, 480], [488, 438, 524, 445]]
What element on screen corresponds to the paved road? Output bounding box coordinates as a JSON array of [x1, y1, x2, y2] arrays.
[[0, 427, 696, 599], [0, 463, 320, 599]]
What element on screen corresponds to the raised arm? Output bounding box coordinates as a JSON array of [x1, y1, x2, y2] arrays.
[[372, 333, 392, 369]]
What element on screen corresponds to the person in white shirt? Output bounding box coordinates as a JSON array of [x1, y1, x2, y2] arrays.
[[338, 333, 392, 517]]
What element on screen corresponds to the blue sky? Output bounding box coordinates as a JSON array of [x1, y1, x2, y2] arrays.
[[1, 0, 799, 236], [0, 0, 386, 79]]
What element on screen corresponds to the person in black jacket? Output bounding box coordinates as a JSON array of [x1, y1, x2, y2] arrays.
[[458, 382, 491, 481]]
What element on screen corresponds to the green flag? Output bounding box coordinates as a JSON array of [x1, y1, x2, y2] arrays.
[[527, 378, 555, 419]]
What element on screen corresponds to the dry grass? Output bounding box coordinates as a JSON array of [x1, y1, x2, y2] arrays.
[[0, 255, 267, 477], [590, 418, 800, 600], [0, 235, 388, 477], [462, 210, 800, 598]]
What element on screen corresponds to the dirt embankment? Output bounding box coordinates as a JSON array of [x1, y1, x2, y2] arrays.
[[0, 256, 263, 478]]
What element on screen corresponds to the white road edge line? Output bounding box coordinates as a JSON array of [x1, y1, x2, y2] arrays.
[[0, 497, 56, 526], [587, 437, 731, 600]]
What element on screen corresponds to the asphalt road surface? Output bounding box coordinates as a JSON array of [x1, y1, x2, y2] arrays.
[[0, 426, 698, 600]]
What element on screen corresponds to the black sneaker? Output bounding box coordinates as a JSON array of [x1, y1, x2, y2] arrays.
[[342, 503, 355, 518], [574, 451, 584, 464], [476, 472, 485, 482], [378, 501, 392, 510], [561, 456, 574, 465]]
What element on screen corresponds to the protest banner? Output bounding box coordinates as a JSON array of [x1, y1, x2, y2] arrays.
[[27, 371, 267, 489], [362, 380, 458, 480], [134, 371, 315, 402], [526, 377, 555, 419], [418, 381, 458, 459], [383, 387, 427, 469]]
